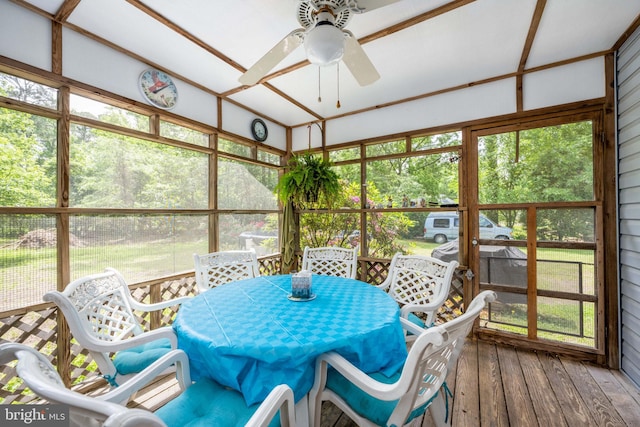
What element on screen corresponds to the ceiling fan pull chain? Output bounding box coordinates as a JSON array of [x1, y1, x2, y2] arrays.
[[318, 67, 322, 103], [336, 63, 341, 108]]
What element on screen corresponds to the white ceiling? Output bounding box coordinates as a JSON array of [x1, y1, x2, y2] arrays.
[[21, 0, 640, 127]]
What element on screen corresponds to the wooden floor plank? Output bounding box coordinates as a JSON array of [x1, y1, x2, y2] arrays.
[[478, 340, 509, 426], [537, 352, 597, 427], [321, 401, 355, 426], [451, 339, 480, 427], [612, 369, 640, 406], [516, 349, 567, 427], [127, 374, 181, 411], [496, 344, 538, 427], [584, 363, 640, 427], [561, 358, 627, 426]]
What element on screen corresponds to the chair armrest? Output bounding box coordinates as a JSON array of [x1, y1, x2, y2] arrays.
[[400, 302, 441, 317], [97, 349, 191, 405], [129, 295, 192, 313], [81, 327, 179, 353], [400, 302, 443, 326], [316, 352, 403, 401], [245, 384, 295, 427], [399, 317, 426, 336]]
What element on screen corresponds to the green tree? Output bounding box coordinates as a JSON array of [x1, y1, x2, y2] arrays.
[[70, 120, 208, 210], [0, 108, 55, 207], [0, 74, 58, 205], [300, 181, 412, 258], [478, 121, 594, 240]]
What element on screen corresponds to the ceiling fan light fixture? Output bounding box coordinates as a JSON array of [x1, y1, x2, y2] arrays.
[[304, 23, 345, 66]]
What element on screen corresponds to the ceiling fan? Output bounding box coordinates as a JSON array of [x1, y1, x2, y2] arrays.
[[238, 0, 400, 87]]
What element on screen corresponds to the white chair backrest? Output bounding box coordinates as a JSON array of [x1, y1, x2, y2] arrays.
[[193, 250, 260, 293], [382, 253, 459, 323], [66, 268, 142, 339], [301, 246, 358, 279], [389, 290, 496, 426]]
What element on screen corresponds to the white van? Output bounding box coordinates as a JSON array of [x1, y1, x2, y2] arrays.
[[423, 212, 512, 243]]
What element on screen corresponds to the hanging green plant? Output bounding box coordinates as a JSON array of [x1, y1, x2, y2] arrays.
[[275, 153, 341, 209]]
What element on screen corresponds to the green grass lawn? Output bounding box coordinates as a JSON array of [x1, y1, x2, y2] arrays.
[[396, 238, 441, 256]]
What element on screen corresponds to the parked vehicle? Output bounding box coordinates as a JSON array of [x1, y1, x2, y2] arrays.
[[423, 212, 512, 243]]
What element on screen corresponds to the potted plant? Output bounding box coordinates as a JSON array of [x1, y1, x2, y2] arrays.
[[275, 153, 341, 209]]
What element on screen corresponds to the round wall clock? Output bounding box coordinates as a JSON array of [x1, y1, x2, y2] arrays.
[[251, 118, 268, 142], [139, 69, 178, 110]]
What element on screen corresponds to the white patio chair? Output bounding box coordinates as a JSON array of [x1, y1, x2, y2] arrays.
[[309, 290, 497, 427], [0, 343, 295, 427], [43, 268, 191, 391], [193, 249, 260, 293], [378, 253, 459, 330], [301, 246, 358, 279]]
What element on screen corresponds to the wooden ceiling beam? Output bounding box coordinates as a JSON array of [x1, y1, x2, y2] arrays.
[[612, 12, 640, 51], [126, 0, 247, 75], [54, 0, 81, 23], [516, 0, 547, 111], [358, 0, 476, 44], [518, 0, 546, 74]]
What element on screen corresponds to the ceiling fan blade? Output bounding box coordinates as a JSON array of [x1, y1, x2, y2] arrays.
[[342, 32, 380, 86], [239, 30, 304, 86], [347, 0, 401, 13]]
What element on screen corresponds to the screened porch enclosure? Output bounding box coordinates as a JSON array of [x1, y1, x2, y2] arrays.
[[0, 0, 636, 407], [0, 69, 613, 367]]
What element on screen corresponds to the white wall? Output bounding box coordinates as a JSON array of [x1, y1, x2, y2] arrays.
[[524, 57, 605, 110], [321, 79, 516, 146], [0, 1, 52, 72], [617, 25, 640, 389]]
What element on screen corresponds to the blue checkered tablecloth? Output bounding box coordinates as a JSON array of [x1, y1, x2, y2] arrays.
[[173, 275, 408, 405]]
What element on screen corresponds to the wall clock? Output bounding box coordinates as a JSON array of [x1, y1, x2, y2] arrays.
[[139, 69, 178, 110], [251, 118, 268, 142]]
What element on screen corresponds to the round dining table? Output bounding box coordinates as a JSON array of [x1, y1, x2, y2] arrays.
[[173, 274, 408, 406]]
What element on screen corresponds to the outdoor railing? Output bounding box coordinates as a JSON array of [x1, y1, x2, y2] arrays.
[[480, 256, 596, 347], [0, 254, 464, 404]]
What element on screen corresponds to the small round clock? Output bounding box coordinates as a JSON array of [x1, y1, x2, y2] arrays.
[[251, 118, 268, 142], [139, 69, 178, 110]]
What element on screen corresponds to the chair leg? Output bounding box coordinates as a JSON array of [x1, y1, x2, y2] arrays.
[[307, 392, 321, 426], [428, 393, 450, 427]]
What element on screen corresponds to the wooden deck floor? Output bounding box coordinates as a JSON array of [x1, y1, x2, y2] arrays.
[[125, 339, 640, 426]]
